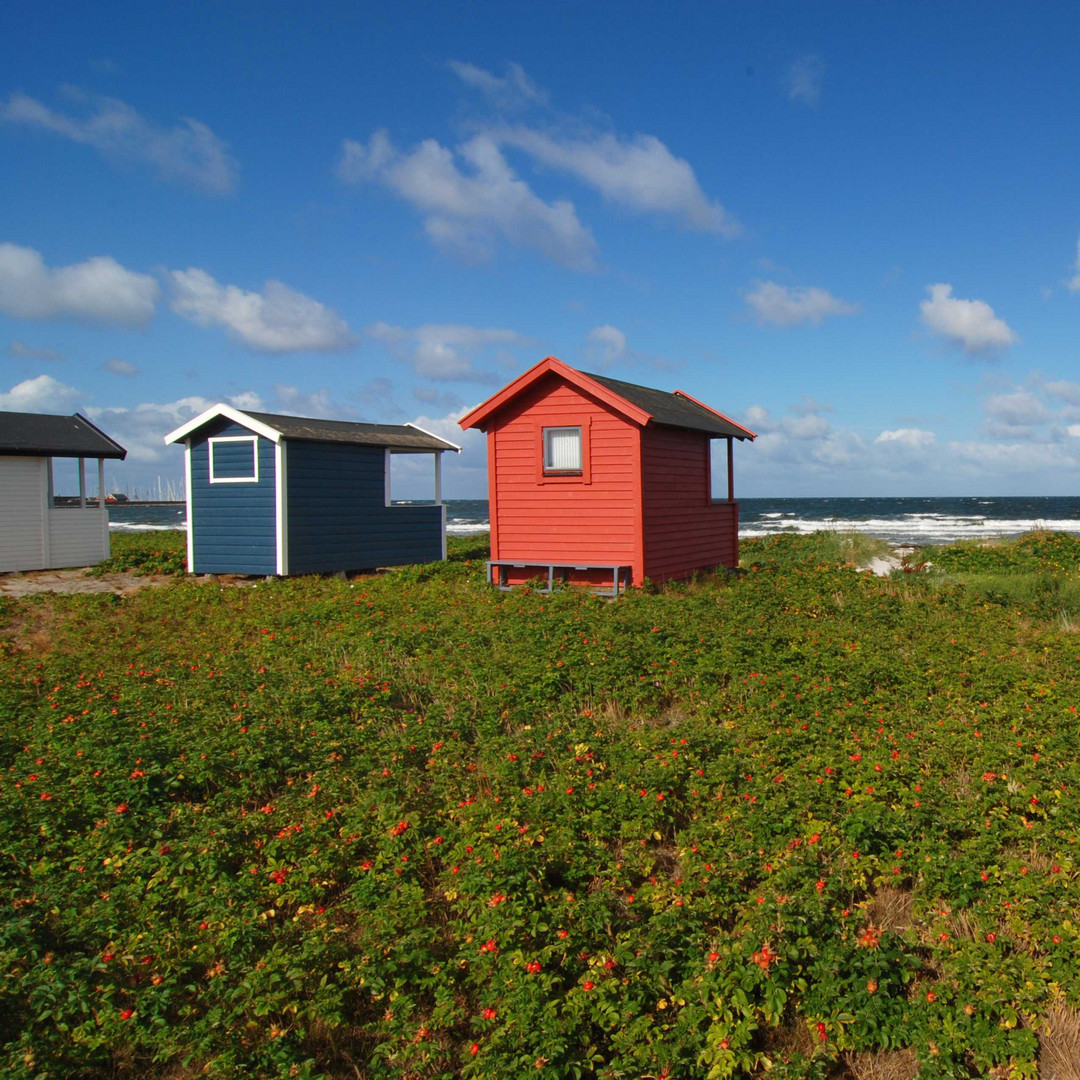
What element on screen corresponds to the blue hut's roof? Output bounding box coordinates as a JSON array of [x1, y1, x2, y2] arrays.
[[165, 404, 459, 453]]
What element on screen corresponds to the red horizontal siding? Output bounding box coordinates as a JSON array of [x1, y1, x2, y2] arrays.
[[489, 375, 642, 578], [641, 426, 739, 580]]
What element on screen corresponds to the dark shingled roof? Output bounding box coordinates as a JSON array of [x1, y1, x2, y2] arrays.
[[0, 411, 127, 459], [580, 371, 753, 440], [243, 411, 456, 452]]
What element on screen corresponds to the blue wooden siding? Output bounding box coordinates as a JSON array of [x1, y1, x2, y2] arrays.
[[190, 419, 276, 574], [286, 441, 443, 572]]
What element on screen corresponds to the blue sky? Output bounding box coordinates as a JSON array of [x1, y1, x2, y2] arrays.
[[4, 0, 1080, 498]]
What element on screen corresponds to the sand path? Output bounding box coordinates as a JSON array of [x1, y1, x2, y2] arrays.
[[0, 568, 174, 598]]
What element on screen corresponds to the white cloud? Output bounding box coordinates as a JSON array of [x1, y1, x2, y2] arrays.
[[104, 356, 140, 377], [388, 407, 486, 500], [584, 324, 627, 368], [367, 321, 530, 381], [786, 55, 826, 106], [89, 393, 258, 466], [413, 386, 465, 412], [920, 283, 1018, 354], [875, 428, 936, 449], [985, 390, 1047, 428], [273, 385, 351, 418], [338, 130, 597, 270], [1043, 378, 1080, 405], [1067, 424, 1080, 438], [745, 280, 859, 326], [946, 440, 1078, 473], [0, 373, 83, 412], [0, 242, 159, 326], [1067, 236, 1080, 292], [168, 268, 354, 353], [495, 127, 737, 235], [738, 402, 831, 441], [9, 339, 64, 363], [448, 60, 547, 109], [229, 390, 266, 411], [1, 90, 237, 194]]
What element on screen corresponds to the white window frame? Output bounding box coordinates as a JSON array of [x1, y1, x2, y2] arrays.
[[208, 435, 259, 484], [542, 426, 583, 474]]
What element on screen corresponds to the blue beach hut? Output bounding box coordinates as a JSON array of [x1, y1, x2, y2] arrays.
[[164, 405, 460, 576]]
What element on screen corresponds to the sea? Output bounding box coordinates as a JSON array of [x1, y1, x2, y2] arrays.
[[108, 495, 1080, 548]]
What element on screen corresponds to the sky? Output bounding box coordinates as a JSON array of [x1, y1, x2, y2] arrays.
[[3, 0, 1080, 499]]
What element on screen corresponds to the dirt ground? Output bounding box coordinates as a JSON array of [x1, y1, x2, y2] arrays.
[[0, 568, 176, 598]]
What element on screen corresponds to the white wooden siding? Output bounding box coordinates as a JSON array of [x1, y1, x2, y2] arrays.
[[0, 457, 47, 571], [48, 508, 109, 567]]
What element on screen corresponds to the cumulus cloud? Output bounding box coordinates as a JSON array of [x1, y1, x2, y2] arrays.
[[228, 390, 266, 411], [985, 390, 1047, 429], [786, 55, 826, 106], [493, 127, 738, 235], [414, 386, 465, 412], [739, 403, 831, 441], [448, 60, 548, 110], [367, 322, 530, 381], [1044, 379, 1080, 406], [920, 283, 1018, 354], [875, 428, 936, 450], [946, 440, 1078, 473], [9, 339, 64, 363], [168, 268, 354, 353], [0, 373, 83, 412], [0, 242, 159, 326], [1067, 236, 1080, 292], [745, 280, 859, 326], [584, 324, 627, 368], [273, 385, 352, 419], [90, 393, 264, 469], [104, 356, 140, 377], [338, 130, 597, 270], [389, 407, 487, 500], [2, 90, 237, 194]]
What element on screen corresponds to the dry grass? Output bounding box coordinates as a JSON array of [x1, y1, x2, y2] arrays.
[[1039, 1006, 1080, 1080], [758, 1013, 816, 1059], [0, 598, 65, 654], [844, 1049, 918, 1080], [866, 888, 914, 933]]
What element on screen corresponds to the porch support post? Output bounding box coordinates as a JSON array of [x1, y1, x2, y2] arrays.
[[726, 437, 734, 503]]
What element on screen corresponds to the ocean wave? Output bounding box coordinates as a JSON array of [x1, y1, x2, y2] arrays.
[[447, 523, 491, 536], [110, 523, 187, 532], [741, 515, 1080, 544]]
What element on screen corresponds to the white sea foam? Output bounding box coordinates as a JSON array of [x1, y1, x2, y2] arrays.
[[446, 522, 490, 536], [740, 515, 1080, 545], [109, 522, 187, 532]]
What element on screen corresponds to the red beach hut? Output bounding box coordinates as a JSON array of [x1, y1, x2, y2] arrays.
[[458, 356, 755, 592]]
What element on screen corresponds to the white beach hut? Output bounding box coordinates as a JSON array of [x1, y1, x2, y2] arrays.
[[0, 412, 127, 572]]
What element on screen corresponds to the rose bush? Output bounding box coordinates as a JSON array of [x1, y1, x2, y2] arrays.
[[1, 532, 1077, 1077]]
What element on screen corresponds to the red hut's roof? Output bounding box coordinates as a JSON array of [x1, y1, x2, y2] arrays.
[[458, 356, 755, 440]]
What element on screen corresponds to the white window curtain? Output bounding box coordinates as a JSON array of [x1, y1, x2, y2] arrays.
[[545, 427, 581, 471]]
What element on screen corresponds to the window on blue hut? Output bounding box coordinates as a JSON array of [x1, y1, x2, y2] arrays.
[[542, 426, 582, 474], [208, 436, 259, 483]]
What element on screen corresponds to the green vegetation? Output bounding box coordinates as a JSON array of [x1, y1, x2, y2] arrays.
[[3, 531, 1080, 1078], [89, 530, 188, 578]]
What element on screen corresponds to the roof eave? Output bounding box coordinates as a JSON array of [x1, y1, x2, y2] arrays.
[[458, 355, 653, 431], [163, 404, 283, 445], [74, 413, 129, 458], [672, 390, 757, 440], [403, 422, 461, 453]]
